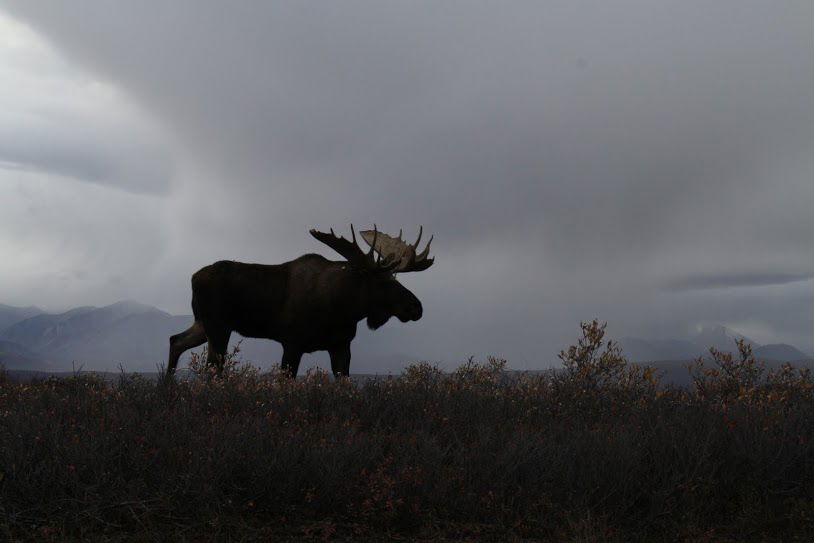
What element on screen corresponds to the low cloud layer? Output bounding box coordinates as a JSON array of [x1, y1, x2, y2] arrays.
[[1, 2, 814, 366], [665, 272, 814, 292]]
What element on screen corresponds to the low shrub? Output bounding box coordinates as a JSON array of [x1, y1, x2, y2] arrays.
[[0, 322, 812, 541]]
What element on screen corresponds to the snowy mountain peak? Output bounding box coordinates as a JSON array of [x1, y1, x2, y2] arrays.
[[691, 323, 759, 349]]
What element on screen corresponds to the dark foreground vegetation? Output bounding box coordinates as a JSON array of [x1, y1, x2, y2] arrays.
[[1, 321, 813, 542]]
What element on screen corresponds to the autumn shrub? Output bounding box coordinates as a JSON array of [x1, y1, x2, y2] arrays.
[[553, 319, 660, 414], [186, 339, 260, 382], [0, 322, 813, 541], [689, 338, 767, 402]]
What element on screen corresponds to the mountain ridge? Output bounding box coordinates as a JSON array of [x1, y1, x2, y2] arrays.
[[0, 304, 45, 331], [0, 302, 190, 370], [619, 324, 810, 364]]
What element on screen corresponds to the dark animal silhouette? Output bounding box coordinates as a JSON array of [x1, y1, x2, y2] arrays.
[[166, 226, 434, 377]]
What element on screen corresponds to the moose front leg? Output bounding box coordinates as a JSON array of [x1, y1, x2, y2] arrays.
[[281, 346, 303, 378], [329, 344, 351, 378]]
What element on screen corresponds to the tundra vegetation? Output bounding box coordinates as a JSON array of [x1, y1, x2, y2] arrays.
[[1, 320, 813, 541]]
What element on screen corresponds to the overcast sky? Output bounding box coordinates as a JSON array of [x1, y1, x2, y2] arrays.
[[1, 2, 814, 368]]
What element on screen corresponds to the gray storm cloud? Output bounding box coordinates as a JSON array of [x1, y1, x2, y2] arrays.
[[0, 27, 172, 196], [0, 122, 172, 194], [1, 1, 814, 365]]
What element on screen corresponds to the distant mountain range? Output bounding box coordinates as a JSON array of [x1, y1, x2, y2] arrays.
[[0, 301, 195, 371], [619, 323, 810, 363], [0, 303, 42, 331]]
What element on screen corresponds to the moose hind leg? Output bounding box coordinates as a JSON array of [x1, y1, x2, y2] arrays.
[[329, 344, 351, 378], [167, 321, 207, 375], [205, 329, 231, 375]]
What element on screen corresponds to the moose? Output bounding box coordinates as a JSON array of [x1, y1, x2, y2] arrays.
[[166, 225, 434, 378]]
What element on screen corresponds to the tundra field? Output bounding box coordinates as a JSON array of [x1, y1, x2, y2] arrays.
[[1, 322, 814, 542]]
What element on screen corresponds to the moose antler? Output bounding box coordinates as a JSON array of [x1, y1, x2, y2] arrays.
[[310, 225, 400, 272], [359, 226, 434, 273]]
